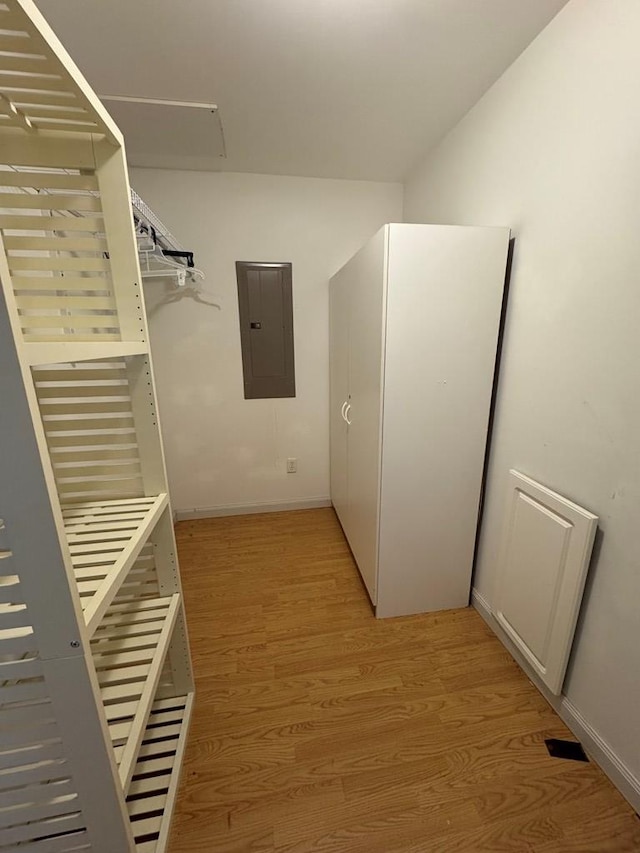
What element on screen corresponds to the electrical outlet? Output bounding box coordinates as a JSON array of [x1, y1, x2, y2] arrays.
[[287, 457, 297, 474]]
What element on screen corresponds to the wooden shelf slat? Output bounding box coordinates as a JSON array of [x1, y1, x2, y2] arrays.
[[23, 340, 149, 365], [61, 493, 168, 635]]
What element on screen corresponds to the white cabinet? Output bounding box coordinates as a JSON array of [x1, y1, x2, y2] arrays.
[[330, 223, 510, 618]]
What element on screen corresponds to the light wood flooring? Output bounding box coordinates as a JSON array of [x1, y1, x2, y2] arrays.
[[168, 508, 639, 852]]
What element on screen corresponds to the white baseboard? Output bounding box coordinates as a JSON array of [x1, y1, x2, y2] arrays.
[[174, 497, 332, 521], [471, 588, 640, 814], [561, 697, 640, 812]]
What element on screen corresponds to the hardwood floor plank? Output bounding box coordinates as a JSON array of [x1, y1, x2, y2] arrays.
[[385, 811, 564, 853], [468, 762, 616, 823], [274, 798, 482, 853], [543, 790, 640, 852], [229, 778, 346, 834], [168, 508, 639, 853], [171, 821, 273, 853]]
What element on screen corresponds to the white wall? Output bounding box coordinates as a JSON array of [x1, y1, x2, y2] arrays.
[[131, 169, 402, 515], [404, 0, 640, 794]]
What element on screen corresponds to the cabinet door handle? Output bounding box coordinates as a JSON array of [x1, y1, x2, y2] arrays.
[[341, 401, 348, 421], [344, 403, 352, 426]]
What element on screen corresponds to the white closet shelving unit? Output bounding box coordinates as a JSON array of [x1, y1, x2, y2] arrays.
[[0, 2, 194, 851]]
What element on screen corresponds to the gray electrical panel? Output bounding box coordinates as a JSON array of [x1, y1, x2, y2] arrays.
[[236, 261, 296, 399]]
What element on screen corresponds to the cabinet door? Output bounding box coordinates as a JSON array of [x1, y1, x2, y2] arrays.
[[345, 227, 388, 606], [493, 470, 597, 695], [329, 271, 350, 528], [377, 224, 510, 617]]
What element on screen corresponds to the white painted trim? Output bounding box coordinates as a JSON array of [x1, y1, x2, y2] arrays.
[[559, 698, 640, 813], [175, 497, 332, 520], [471, 588, 640, 813]]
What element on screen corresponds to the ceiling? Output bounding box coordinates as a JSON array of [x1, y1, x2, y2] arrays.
[[35, 0, 567, 181]]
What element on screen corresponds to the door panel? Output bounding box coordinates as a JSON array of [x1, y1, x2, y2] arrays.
[[493, 470, 598, 695], [344, 227, 387, 605], [377, 224, 510, 617], [329, 271, 349, 528]]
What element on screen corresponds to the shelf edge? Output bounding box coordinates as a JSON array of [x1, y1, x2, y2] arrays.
[[24, 340, 150, 366], [154, 691, 195, 853]]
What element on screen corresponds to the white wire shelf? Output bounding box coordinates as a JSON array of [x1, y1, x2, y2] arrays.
[[63, 494, 169, 635], [91, 593, 181, 794], [131, 188, 184, 254], [127, 693, 195, 853]]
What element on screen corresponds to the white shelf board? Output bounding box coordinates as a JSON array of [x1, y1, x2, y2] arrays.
[[126, 693, 195, 853], [91, 593, 181, 794], [63, 494, 169, 635], [23, 340, 150, 366]]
